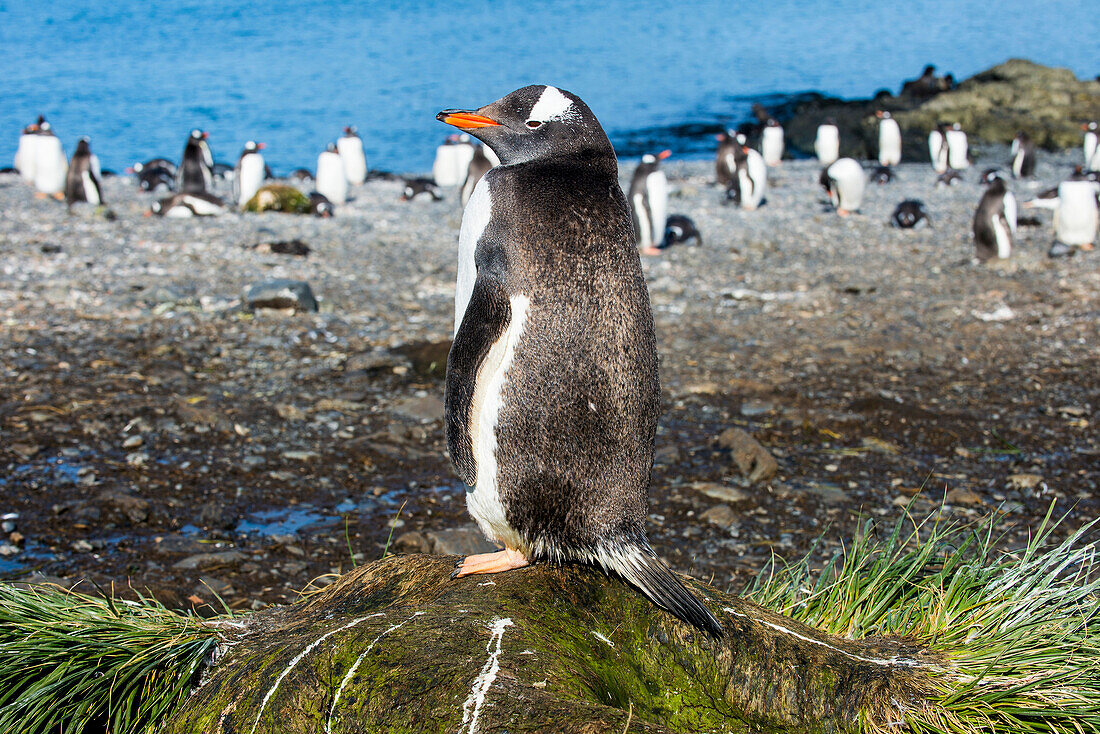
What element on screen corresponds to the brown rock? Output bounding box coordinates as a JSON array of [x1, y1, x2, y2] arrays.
[[717, 428, 779, 483]]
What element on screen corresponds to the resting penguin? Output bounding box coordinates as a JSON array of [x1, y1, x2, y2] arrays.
[[1026, 179, 1100, 257], [946, 123, 970, 170], [814, 119, 839, 165], [337, 126, 367, 185], [760, 118, 784, 166], [1083, 122, 1100, 172], [64, 137, 103, 209], [664, 214, 703, 247], [876, 110, 901, 166], [14, 116, 43, 184], [460, 144, 495, 207], [972, 171, 1016, 262], [629, 150, 671, 255], [315, 143, 348, 205], [820, 158, 865, 215], [32, 122, 68, 199], [401, 177, 443, 201], [149, 192, 226, 217], [891, 200, 931, 229], [928, 122, 950, 174], [177, 129, 213, 194], [727, 143, 767, 210], [1011, 132, 1036, 179], [436, 85, 724, 637], [870, 165, 894, 184], [233, 141, 267, 207]]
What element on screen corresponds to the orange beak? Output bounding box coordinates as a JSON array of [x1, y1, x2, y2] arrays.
[[257, 143, 266, 150], [437, 110, 501, 129], [658, 149, 672, 160]]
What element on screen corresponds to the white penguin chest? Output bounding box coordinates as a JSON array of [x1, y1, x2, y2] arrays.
[[454, 176, 492, 335]]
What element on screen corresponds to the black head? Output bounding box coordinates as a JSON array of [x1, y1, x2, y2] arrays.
[[980, 168, 1003, 185], [75, 137, 91, 155], [436, 85, 613, 168], [343, 125, 358, 136], [923, 65, 936, 76]]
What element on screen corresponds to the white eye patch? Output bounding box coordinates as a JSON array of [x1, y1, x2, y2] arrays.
[[527, 86, 577, 124]]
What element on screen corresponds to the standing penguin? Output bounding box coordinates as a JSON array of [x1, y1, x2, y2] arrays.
[[436, 85, 723, 637], [972, 172, 1016, 262], [32, 122, 68, 199], [629, 150, 671, 255], [64, 137, 103, 209], [820, 158, 865, 215], [928, 122, 950, 174], [760, 118, 784, 166], [460, 144, 494, 207], [946, 123, 969, 170], [177, 129, 213, 194], [1026, 179, 1100, 256], [876, 110, 901, 166], [337, 126, 367, 185], [315, 143, 348, 205], [433, 133, 476, 186], [814, 119, 839, 165], [715, 130, 737, 187], [233, 141, 267, 207], [14, 116, 43, 184], [1011, 132, 1036, 179], [728, 143, 767, 210], [1084, 122, 1100, 172]]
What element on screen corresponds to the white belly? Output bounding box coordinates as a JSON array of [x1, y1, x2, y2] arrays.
[[743, 150, 767, 209], [645, 171, 668, 245], [165, 204, 194, 218], [946, 130, 969, 169], [1084, 132, 1098, 171], [82, 172, 100, 205], [15, 134, 38, 182], [1003, 192, 1017, 234], [316, 152, 348, 204], [34, 137, 67, 194], [761, 127, 784, 165], [466, 294, 530, 550], [829, 158, 865, 211], [455, 176, 492, 334], [929, 131, 947, 173], [878, 120, 901, 165], [337, 137, 367, 185], [815, 126, 839, 164], [237, 154, 266, 205], [184, 195, 225, 216], [992, 217, 1012, 259], [1056, 182, 1100, 245]]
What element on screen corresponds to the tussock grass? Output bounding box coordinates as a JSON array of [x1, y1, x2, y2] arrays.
[[0, 583, 223, 734], [745, 503, 1100, 734]]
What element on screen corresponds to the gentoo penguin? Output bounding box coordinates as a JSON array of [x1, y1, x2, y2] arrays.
[[814, 119, 839, 165], [870, 165, 894, 184], [972, 172, 1016, 262], [663, 214, 702, 247], [64, 137, 103, 209], [902, 65, 939, 98], [461, 144, 495, 207], [928, 122, 950, 174], [233, 141, 267, 207], [211, 162, 234, 180], [289, 168, 314, 182], [149, 192, 226, 217], [134, 164, 176, 192], [135, 157, 177, 176], [820, 158, 865, 215], [432, 134, 476, 186], [891, 200, 931, 229], [727, 143, 767, 210], [1026, 179, 1100, 256], [337, 126, 367, 185], [760, 118, 784, 166], [436, 85, 723, 637], [1084, 122, 1100, 172], [1011, 131, 1036, 179], [177, 129, 213, 194], [876, 110, 901, 166], [309, 192, 335, 217], [936, 169, 963, 187], [401, 177, 443, 201], [32, 122, 68, 199], [715, 130, 737, 187], [629, 150, 671, 255], [14, 116, 43, 184], [946, 123, 969, 170], [315, 143, 348, 205]]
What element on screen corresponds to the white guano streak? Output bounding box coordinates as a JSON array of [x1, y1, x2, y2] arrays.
[[325, 612, 424, 734], [723, 608, 918, 667], [249, 613, 385, 734], [459, 617, 514, 734]]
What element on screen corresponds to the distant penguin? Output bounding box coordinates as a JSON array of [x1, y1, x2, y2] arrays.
[[150, 192, 226, 217], [1084, 122, 1100, 172], [728, 144, 767, 210], [401, 177, 442, 201], [1010, 132, 1036, 179], [178, 129, 213, 194], [890, 200, 930, 229], [820, 158, 865, 215], [309, 192, 335, 218], [432, 133, 475, 186], [629, 150, 671, 255], [870, 165, 894, 184], [946, 123, 969, 170], [663, 214, 702, 247], [1027, 179, 1100, 256], [32, 122, 68, 198], [715, 130, 738, 186], [876, 110, 901, 166], [337, 125, 367, 185], [211, 162, 234, 180], [290, 168, 314, 182], [233, 141, 267, 207], [14, 116, 43, 184], [436, 84, 723, 637], [64, 137, 103, 208], [315, 143, 348, 205], [928, 123, 950, 174], [936, 169, 963, 187], [972, 172, 1016, 262], [461, 144, 495, 207], [902, 65, 939, 98], [761, 118, 784, 166], [814, 120, 839, 165], [134, 165, 175, 192], [135, 157, 177, 176]]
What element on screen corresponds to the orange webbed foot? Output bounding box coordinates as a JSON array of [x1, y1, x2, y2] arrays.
[[451, 548, 530, 579]]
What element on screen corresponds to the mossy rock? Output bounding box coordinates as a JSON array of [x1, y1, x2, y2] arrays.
[[164, 555, 939, 733], [244, 185, 312, 214]]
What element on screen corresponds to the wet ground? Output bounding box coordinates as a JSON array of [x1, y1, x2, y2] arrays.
[[1, 151, 1097, 614]]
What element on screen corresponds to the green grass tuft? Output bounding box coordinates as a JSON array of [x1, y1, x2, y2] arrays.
[[0, 583, 224, 734], [744, 502, 1100, 734]]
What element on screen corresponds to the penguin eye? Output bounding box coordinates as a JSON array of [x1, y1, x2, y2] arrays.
[[525, 120, 544, 129]]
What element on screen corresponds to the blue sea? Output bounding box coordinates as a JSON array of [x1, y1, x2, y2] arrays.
[[1, 1, 1097, 175]]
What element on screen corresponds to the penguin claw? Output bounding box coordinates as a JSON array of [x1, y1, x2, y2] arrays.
[[449, 557, 466, 580]]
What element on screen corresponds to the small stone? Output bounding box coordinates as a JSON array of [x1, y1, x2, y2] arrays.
[[689, 482, 750, 504], [716, 428, 778, 483], [946, 488, 984, 505], [424, 526, 498, 556], [10, 443, 40, 459], [173, 551, 249, 570], [739, 399, 774, 417], [245, 279, 319, 313], [1007, 474, 1043, 491], [122, 435, 144, 449], [391, 531, 430, 554], [699, 504, 737, 526], [72, 539, 94, 552], [0, 544, 19, 557], [281, 450, 319, 462], [275, 404, 307, 421], [392, 394, 444, 424], [861, 437, 900, 454], [1, 513, 18, 534]]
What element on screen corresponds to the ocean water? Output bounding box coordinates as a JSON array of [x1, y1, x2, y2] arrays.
[[1, 0, 1097, 175]]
